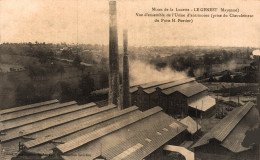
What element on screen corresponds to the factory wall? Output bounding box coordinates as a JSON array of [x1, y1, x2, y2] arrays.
[[163, 92, 188, 117], [149, 90, 161, 108], [131, 88, 202, 117], [131, 91, 138, 106]]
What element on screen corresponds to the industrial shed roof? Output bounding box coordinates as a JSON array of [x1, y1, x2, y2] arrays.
[[0, 99, 59, 115], [56, 108, 187, 160], [143, 77, 196, 94], [139, 78, 176, 89], [24, 105, 134, 149], [158, 78, 195, 90], [161, 81, 208, 97], [1, 99, 187, 160], [191, 102, 258, 153], [91, 78, 180, 95], [180, 116, 201, 134], [0, 101, 76, 122], [0, 101, 80, 131], [188, 96, 216, 112], [1, 102, 98, 142]]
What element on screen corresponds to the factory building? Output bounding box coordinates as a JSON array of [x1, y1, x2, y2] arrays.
[[132, 78, 216, 118], [191, 102, 260, 160], [0, 99, 189, 160], [0, 2, 193, 160], [92, 78, 216, 118]]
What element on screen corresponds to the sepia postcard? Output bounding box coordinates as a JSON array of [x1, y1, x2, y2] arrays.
[[0, 0, 260, 160]]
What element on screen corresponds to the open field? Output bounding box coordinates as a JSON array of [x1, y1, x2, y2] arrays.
[[0, 54, 102, 109]]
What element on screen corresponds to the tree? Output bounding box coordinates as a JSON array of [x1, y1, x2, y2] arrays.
[[38, 51, 48, 64], [59, 81, 74, 102], [78, 65, 86, 75], [15, 83, 36, 106], [155, 61, 167, 70], [73, 54, 81, 66], [78, 74, 95, 102], [57, 65, 65, 79], [188, 68, 195, 77], [219, 73, 232, 82], [99, 71, 109, 88]]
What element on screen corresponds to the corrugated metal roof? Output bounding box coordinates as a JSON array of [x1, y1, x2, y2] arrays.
[[220, 107, 258, 153], [26, 108, 141, 156], [139, 78, 179, 89], [111, 143, 143, 160], [64, 111, 171, 159], [0, 102, 82, 131], [122, 119, 187, 160], [178, 83, 208, 97], [1, 103, 98, 142], [191, 102, 255, 150], [61, 156, 92, 160], [24, 105, 137, 149], [56, 107, 162, 153], [1, 99, 189, 160], [143, 78, 196, 94], [213, 102, 254, 142], [158, 78, 195, 90], [0, 99, 59, 115], [0, 101, 76, 122], [161, 81, 197, 95], [180, 116, 201, 134], [130, 87, 138, 93], [188, 96, 216, 112], [98, 111, 187, 160], [162, 82, 207, 97]]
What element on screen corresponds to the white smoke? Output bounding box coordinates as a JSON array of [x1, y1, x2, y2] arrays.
[[129, 60, 188, 85], [253, 50, 260, 56]]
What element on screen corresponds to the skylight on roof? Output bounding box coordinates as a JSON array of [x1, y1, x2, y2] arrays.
[[163, 128, 168, 132], [145, 138, 152, 142]]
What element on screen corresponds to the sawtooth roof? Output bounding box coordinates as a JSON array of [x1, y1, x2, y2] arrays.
[[0, 100, 187, 160]]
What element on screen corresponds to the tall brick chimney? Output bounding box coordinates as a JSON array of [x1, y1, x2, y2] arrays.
[[108, 1, 120, 107], [257, 56, 260, 113], [122, 29, 130, 109]]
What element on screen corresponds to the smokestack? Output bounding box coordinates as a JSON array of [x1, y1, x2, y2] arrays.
[[108, 1, 120, 107], [122, 29, 130, 109], [257, 56, 260, 112]]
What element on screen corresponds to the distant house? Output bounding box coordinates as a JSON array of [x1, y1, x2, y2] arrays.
[[191, 102, 259, 160]]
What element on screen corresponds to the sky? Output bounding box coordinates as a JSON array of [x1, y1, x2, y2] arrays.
[[0, 0, 260, 47]]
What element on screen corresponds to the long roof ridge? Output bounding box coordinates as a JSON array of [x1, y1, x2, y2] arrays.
[[23, 105, 138, 149], [0, 101, 77, 122], [191, 102, 254, 149], [0, 99, 59, 115], [1, 103, 101, 142], [56, 106, 162, 154], [213, 101, 254, 141], [0, 102, 80, 131]]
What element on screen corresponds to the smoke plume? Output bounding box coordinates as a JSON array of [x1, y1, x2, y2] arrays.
[[252, 49, 260, 56], [129, 60, 187, 85]]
